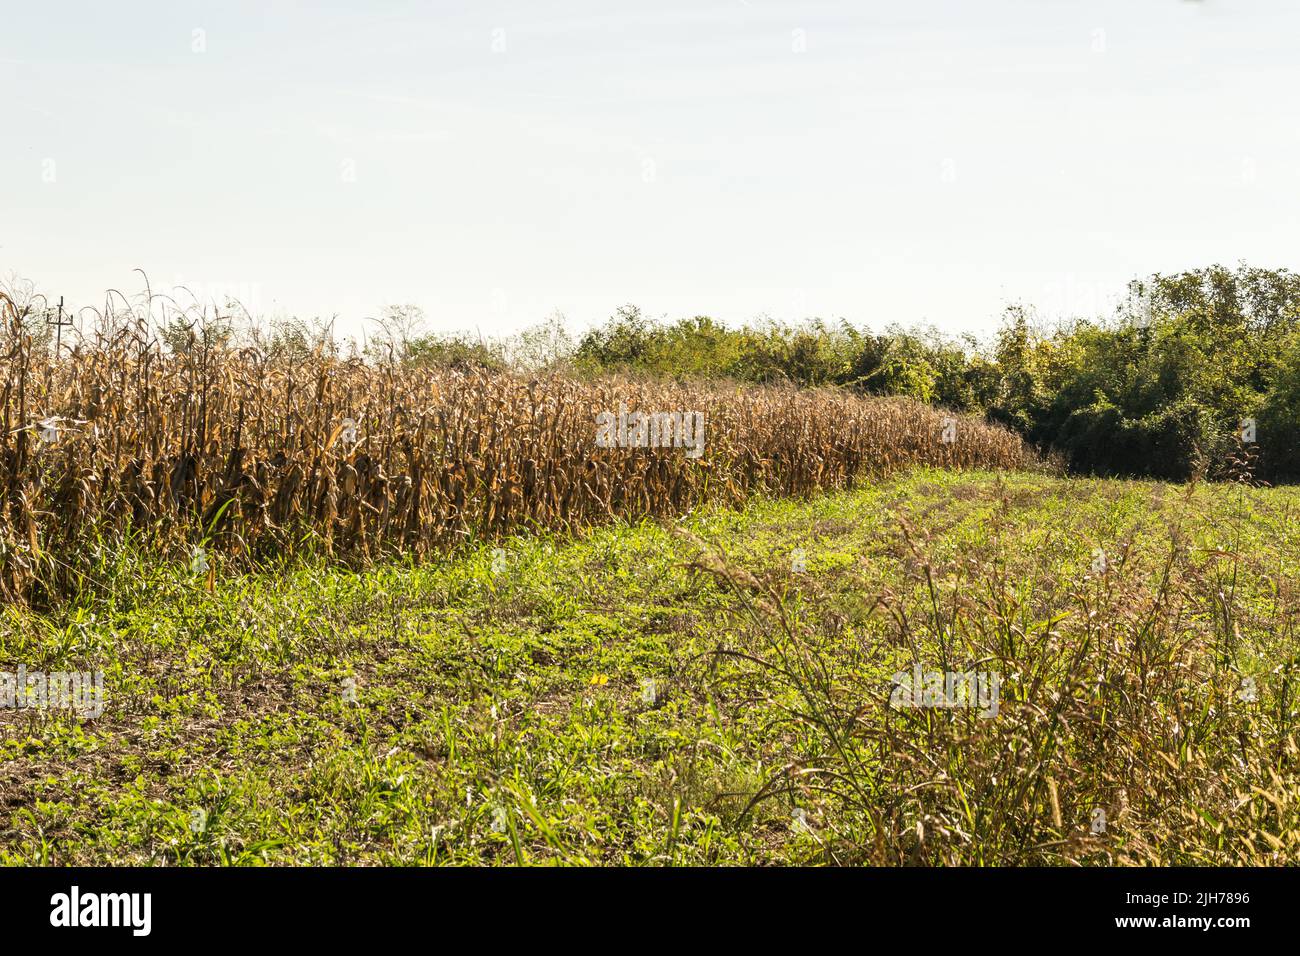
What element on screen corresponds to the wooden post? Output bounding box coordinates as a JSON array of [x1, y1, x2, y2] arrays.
[[47, 296, 72, 356]]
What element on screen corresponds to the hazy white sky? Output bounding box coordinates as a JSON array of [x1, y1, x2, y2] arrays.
[[3, 0, 1299, 339]]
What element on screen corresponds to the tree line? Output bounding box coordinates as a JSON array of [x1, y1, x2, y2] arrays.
[[555, 264, 1300, 482], [10, 263, 1298, 482]]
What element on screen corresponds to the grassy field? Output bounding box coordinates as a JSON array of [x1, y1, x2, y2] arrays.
[[3, 467, 1299, 865]]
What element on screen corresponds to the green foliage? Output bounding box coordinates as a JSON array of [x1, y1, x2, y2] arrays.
[[7, 471, 1300, 864], [571, 264, 1300, 482], [1023, 265, 1295, 480], [404, 333, 505, 372], [1257, 329, 1300, 480]]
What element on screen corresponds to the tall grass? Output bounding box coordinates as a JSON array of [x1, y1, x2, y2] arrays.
[[678, 475, 1300, 864]]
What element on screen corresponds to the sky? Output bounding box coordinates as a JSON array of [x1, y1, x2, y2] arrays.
[[3, 0, 1300, 340]]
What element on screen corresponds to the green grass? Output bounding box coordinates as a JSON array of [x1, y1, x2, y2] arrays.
[[3, 468, 1299, 865]]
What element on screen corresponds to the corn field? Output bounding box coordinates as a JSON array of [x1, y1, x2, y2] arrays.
[[0, 292, 1034, 604]]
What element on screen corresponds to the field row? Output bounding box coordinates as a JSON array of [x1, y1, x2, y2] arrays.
[[0, 333, 1031, 602]]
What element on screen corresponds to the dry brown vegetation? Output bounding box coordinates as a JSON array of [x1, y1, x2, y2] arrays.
[[679, 475, 1300, 865], [0, 293, 1034, 604]]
